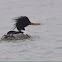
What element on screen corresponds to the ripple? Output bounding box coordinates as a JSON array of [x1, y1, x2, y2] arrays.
[[55, 47, 62, 49]]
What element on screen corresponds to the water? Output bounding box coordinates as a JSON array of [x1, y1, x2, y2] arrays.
[[0, 0, 62, 61]]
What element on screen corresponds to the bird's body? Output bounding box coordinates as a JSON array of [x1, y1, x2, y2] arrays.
[[1, 16, 40, 40]]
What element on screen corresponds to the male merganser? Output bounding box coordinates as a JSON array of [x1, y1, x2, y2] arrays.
[[7, 16, 40, 36], [1, 16, 40, 40]]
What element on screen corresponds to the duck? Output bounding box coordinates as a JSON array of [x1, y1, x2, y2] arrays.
[[1, 16, 40, 40]]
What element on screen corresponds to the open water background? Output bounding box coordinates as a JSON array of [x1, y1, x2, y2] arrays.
[[0, 0, 62, 61]]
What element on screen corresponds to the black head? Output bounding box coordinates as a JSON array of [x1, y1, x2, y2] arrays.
[[14, 16, 31, 31]]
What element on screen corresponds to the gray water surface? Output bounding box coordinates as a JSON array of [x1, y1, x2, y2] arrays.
[[0, 0, 62, 61]]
